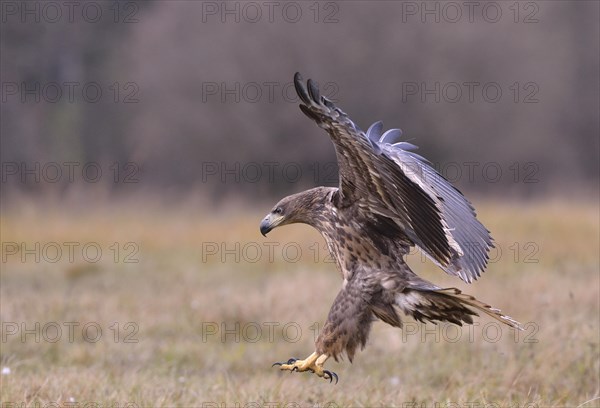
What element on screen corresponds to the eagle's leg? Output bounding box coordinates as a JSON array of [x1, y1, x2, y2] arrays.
[[272, 352, 338, 383]]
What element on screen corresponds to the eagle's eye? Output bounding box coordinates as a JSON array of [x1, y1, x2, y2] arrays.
[[274, 207, 283, 215]]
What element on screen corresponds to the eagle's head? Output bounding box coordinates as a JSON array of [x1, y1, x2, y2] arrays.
[[260, 187, 335, 236]]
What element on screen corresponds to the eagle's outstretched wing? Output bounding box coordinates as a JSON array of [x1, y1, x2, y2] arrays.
[[294, 73, 492, 283]]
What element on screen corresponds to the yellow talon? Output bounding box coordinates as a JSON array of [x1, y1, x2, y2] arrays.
[[272, 352, 338, 383]]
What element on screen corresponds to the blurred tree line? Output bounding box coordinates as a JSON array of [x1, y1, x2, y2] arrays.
[[1, 1, 598, 204]]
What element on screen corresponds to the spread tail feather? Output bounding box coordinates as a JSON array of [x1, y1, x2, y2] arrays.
[[395, 287, 523, 330]]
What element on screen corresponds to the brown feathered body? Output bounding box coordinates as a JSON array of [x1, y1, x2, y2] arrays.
[[283, 186, 499, 362]]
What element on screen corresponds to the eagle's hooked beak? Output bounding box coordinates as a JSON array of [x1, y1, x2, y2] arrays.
[[260, 213, 284, 237]]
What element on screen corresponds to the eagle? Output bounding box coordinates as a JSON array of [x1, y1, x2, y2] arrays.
[[260, 73, 522, 384]]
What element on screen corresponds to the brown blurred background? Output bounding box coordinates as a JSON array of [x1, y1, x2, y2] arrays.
[[1, 1, 598, 205]]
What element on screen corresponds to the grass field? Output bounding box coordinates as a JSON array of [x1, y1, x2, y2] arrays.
[[1, 198, 598, 407]]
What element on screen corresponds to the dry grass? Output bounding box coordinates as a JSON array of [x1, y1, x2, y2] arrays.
[[1, 198, 598, 407]]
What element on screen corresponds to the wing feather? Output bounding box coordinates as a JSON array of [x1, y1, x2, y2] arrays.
[[293, 73, 492, 282]]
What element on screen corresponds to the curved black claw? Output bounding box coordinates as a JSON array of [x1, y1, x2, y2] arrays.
[[323, 370, 339, 384], [271, 358, 298, 367]]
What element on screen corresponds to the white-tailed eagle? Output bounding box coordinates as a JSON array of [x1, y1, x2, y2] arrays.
[[260, 73, 522, 383]]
